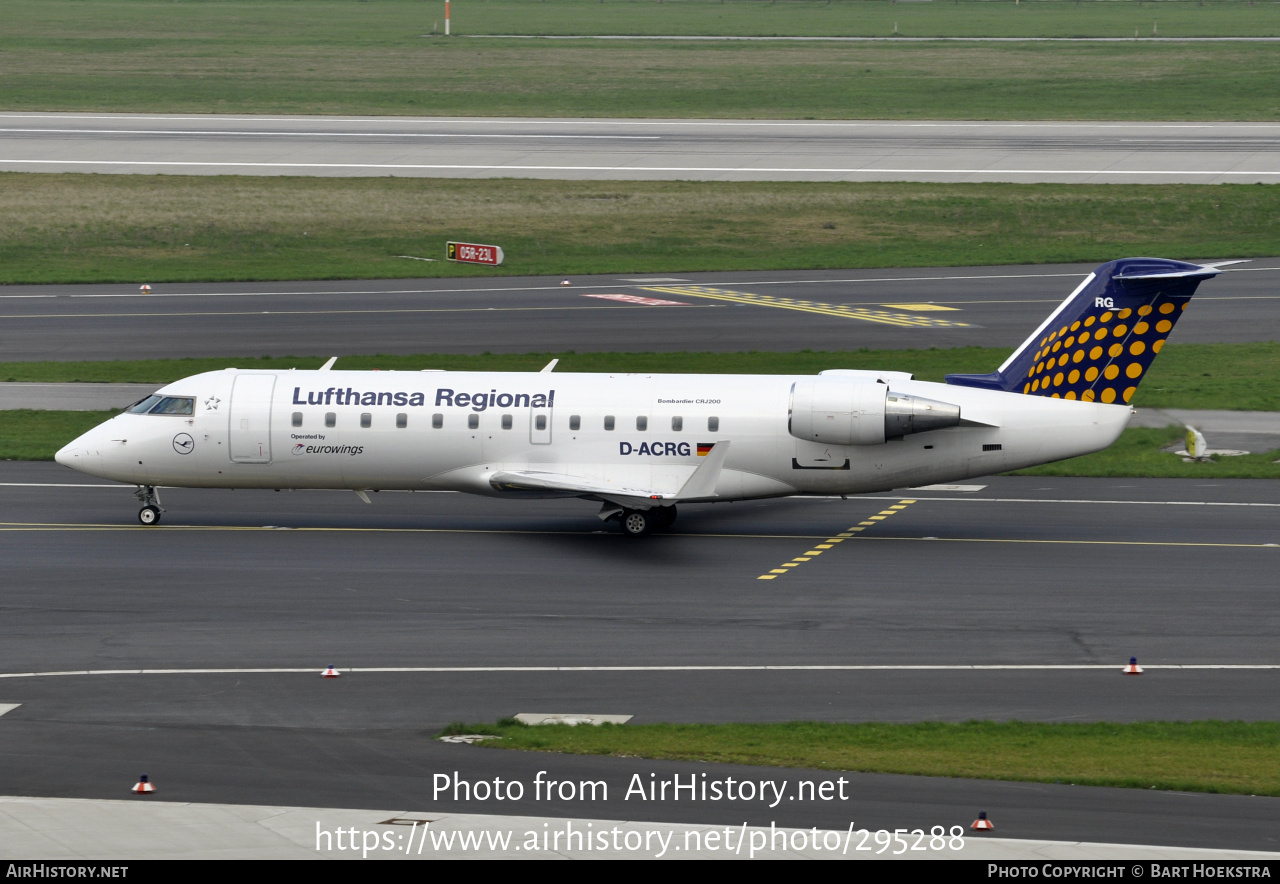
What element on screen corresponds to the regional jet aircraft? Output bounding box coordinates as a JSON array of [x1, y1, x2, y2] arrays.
[[56, 258, 1225, 535]]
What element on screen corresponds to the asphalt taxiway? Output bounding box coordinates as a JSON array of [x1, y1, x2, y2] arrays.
[[2, 465, 1277, 851], [3, 261, 1279, 362]]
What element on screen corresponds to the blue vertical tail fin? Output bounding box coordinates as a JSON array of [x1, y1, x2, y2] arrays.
[[945, 258, 1226, 404]]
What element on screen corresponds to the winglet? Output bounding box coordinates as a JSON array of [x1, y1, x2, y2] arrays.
[[675, 441, 729, 500], [319, 357, 338, 371], [540, 359, 559, 373]]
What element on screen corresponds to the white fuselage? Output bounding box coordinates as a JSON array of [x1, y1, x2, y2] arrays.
[[56, 368, 1131, 502]]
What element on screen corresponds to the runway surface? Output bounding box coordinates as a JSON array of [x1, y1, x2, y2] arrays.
[[3, 261, 1279, 362], [2, 464, 1278, 849], [4, 113, 1279, 183]]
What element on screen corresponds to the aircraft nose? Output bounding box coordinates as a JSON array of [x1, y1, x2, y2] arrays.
[[55, 441, 94, 468], [55, 428, 102, 471]]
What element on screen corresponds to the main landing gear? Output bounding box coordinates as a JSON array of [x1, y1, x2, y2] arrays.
[[134, 485, 163, 526], [617, 505, 677, 537]]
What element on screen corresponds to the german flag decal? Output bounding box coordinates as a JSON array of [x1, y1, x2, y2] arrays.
[[697, 443, 714, 457]]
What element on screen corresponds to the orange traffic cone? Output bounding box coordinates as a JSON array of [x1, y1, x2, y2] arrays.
[[140, 284, 151, 293], [971, 811, 993, 831], [322, 665, 340, 678], [131, 774, 155, 794], [1124, 657, 1144, 674]]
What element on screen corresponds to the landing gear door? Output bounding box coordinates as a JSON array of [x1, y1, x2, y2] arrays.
[[229, 374, 276, 463]]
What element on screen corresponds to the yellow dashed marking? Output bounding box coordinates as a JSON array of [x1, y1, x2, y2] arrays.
[[755, 499, 919, 579], [880, 303, 961, 312], [642, 286, 972, 329]]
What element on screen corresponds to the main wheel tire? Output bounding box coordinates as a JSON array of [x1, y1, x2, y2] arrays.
[[653, 505, 677, 529], [139, 505, 161, 526], [620, 510, 652, 537]]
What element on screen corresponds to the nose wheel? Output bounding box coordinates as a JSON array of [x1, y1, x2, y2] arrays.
[[133, 485, 164, 526]]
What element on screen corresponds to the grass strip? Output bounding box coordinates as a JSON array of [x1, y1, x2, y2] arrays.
[[4, 342, 1279, 411], [5, 3, 1280, 120], [0, 411, 117, 462], [4, 177, 1280, 285], [441, 720, 1280, 797]]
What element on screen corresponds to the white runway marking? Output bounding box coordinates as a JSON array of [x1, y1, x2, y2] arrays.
[[22, 265, 1272, 302], [1, 127, 659, 140], [1, 664, 1276, 680]]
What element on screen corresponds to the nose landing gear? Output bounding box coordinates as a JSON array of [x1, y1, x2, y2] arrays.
[[133, 485, 164, 526]]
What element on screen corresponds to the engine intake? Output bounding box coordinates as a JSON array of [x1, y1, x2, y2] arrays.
[[789, 378, 962, 446]]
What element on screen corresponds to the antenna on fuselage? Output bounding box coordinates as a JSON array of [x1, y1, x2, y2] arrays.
[[540, 359, 559, 373], [319, 357, 338, 371]]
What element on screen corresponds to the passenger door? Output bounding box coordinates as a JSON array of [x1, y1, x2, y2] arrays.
[[228, 374, 276, 463]]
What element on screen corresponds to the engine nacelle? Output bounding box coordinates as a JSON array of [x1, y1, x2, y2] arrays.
[[789, 378, 962, 446]]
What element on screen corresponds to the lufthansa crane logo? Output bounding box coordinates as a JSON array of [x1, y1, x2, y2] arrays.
[[172, 433, 195, 455]]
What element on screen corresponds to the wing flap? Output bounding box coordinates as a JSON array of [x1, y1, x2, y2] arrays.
[[489, 442, 730, 508]]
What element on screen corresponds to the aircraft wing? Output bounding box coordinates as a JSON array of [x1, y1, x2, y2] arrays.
[[489, 441, 731, 509]]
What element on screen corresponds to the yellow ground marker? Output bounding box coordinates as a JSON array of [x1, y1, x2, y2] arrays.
[[881, 303, 961, 312], [643, 286, 971, 329], [756, 499, 919, 579]]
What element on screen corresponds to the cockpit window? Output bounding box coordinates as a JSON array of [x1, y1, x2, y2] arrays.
[[127, 395, 163, 414], [150, 397, 194, 415], [128, 395, 194, 415]]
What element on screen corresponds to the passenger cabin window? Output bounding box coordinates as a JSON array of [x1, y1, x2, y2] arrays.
[[396, 413, 408, 429], [604, 415, 615, 431], [636, 416, 648, 431], [432, 413, 443, 429], [128, 395, 194, 416], [569, 415, 580, 431], [501, 414, 513, 430], [292, 412, 303, 428], [468, 414, 479, 430], [708, 416, 719, 432], [325, 412, 336, 428], [535, 415, 547, 431], [360, 413, 372, 428], [671, 416, 683, 432]]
